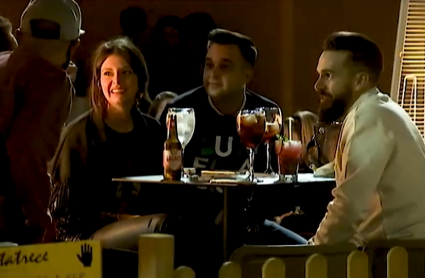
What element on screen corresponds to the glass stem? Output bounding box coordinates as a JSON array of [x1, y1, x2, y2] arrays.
[[265, 142, 272, 174], [181, 147, 185, 178], [248, 148, 255, 182]]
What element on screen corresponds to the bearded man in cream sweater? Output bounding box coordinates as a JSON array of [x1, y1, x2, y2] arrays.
[[309, 31, 425, 247]]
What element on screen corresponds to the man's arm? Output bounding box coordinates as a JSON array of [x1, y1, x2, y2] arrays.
[[6, 69, 71, 243], [7, 148, 53, 243], [311, 110, 395, 245], [159, 101, 175, 128], [0, 53, 15, 136]]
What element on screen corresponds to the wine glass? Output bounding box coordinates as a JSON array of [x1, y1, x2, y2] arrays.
[[261, 107, 282, 175], [236, 108, 266, 182], [167, 108, 196, 176]]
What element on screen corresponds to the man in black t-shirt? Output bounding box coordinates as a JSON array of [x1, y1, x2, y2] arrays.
[[161, 29, 286, 222], [163, 29, 279, 173], [161, 29, 306, 277]]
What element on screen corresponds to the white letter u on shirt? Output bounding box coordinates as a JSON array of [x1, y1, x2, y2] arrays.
[[215, 136, 233, 157]]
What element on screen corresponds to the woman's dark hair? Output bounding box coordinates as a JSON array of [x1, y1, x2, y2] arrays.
[[90, 37, 151, 118]]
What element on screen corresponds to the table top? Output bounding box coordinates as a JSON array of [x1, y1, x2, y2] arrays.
[[112, 173, 335, 187]]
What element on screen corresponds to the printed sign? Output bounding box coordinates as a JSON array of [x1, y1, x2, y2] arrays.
[[0, 240, 101, 278]]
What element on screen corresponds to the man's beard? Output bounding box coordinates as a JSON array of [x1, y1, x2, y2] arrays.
[[318, 91, 350, 124]]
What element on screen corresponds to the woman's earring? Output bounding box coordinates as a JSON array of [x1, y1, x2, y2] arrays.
[[97, 81, 101, 88], [135, 92, 143, 103]]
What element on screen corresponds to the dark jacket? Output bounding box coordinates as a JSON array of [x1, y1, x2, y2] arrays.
[[49, 108, 164, 241], [0, 48, 72, 244]]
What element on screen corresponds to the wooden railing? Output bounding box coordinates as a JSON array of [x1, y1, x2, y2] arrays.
[[138, 234, 410, 278]]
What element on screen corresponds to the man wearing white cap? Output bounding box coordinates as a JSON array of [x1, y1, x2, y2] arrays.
[[0, 0, 84, 244]]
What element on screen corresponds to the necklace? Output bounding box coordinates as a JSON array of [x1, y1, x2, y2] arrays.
[[208, 90, 247, 116]]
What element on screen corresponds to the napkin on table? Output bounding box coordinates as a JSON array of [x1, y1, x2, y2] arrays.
[[314, 161, 335, 178]]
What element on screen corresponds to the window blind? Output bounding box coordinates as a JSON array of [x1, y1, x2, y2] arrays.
[[391, 0, 425, 137]]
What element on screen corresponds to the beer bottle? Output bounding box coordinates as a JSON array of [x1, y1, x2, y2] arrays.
[[163, 114, 182, 181]]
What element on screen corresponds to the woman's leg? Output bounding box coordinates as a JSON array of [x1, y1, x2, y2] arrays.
[[91, 214, 169, 250]]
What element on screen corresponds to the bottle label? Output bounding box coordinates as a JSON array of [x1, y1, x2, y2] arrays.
[[163, 150, 182, 171]]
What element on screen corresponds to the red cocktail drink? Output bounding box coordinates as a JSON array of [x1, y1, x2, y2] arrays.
[[237, 109, 266, 182], [262, 122, 280, 143], [275, 139, 302, 181], [237, 113, 266, 149]]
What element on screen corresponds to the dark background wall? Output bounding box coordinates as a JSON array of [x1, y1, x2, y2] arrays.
[[0, 0, 401, 116]]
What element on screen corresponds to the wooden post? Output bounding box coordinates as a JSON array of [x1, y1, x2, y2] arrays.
[[305, 253, 327, 278], [347, 250, 368, 278], [387, 246, 408, 278], [219, 262, 241, 278], [175, 266, 195, 278], [262, 258, 285, 278], [138, 234, 174, 278]]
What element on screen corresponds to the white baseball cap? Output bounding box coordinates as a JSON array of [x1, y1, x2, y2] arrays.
[[20, 0, 85, 41]]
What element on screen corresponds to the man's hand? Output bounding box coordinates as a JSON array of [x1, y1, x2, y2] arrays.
[[66, 62, 78, 83], [119, 214, 141, 221]]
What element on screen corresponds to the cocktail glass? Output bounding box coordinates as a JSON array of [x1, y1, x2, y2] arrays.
[[261, 107, 282, 174], [275, 139, 302, 182], [236, 108, 266, 182]]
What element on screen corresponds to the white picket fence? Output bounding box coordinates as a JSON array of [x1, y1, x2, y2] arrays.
[[138, 234, 409, 278]]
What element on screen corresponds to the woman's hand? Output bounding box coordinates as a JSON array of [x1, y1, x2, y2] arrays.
[[274, 211, 294, 225]]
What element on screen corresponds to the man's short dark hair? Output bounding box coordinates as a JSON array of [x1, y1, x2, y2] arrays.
[[323, 31, 384, 82], [208, 28, 258, 67]]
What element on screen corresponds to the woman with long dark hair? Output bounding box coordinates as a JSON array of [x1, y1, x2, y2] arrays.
[[49, 37, 164, 242]]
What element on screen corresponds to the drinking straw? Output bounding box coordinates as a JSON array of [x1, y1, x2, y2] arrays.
[[288, 117, 294, 141]]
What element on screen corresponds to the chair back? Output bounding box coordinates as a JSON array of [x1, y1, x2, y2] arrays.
[[230, 243, 357, 278], [365, 239, 425, 278]]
